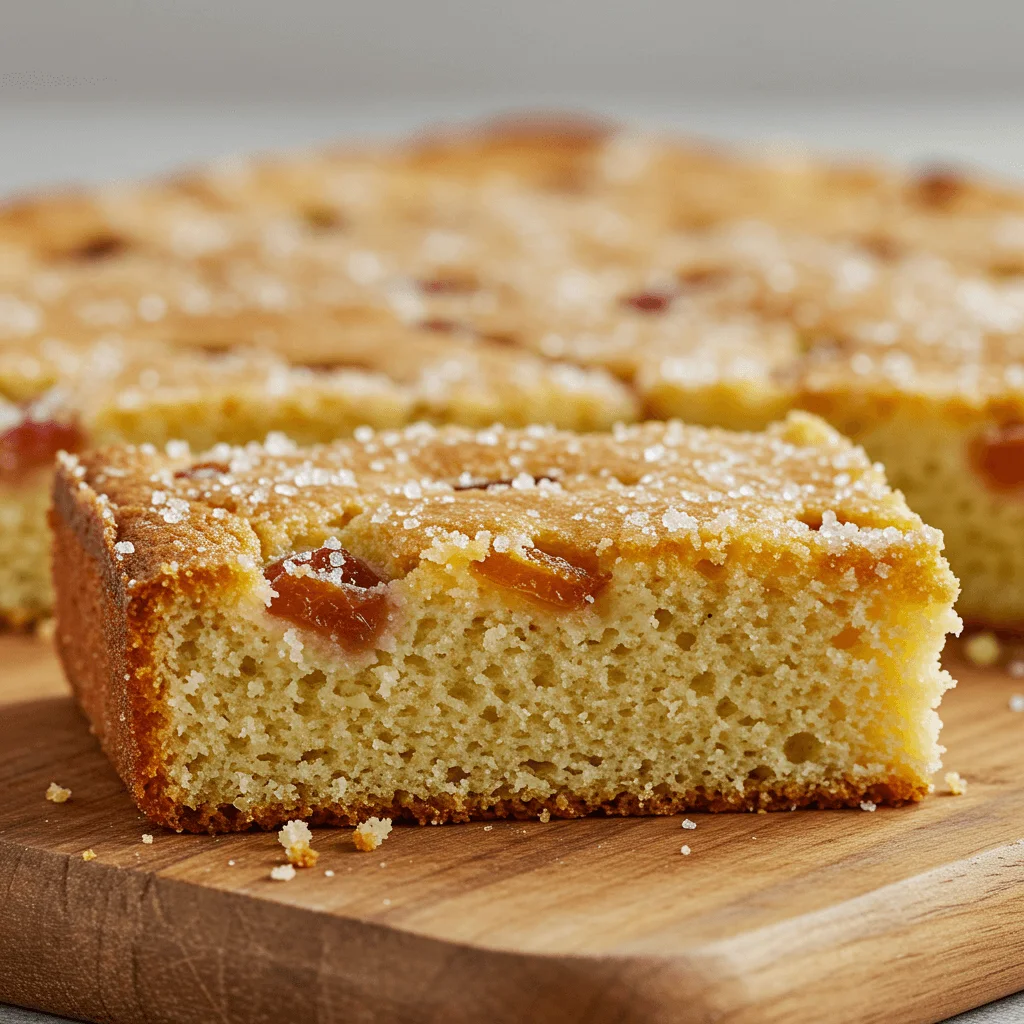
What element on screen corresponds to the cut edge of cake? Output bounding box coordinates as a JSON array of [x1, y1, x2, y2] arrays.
[[51, 414, 960, 833]]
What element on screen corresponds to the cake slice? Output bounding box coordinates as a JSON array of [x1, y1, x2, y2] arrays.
[[51, 413, 959, 833]]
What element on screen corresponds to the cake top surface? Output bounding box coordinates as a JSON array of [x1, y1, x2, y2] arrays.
[[4, 121, 1024, 418], [60, 413, 952, 605]]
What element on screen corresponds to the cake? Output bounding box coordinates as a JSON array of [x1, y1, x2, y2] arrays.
[[4, 117, 1024, 625], [50, 413, 959, 833]]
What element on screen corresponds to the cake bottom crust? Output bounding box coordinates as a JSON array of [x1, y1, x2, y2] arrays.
[[153, 777, 927, 834]]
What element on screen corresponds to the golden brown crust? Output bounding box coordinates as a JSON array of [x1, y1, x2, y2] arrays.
[[51, 457, 185, 821], [138, 777, 926, 834], [59, 414, 956, 608]]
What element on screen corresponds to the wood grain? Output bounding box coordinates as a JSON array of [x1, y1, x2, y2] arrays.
[[2, 635, 1023, 1024]]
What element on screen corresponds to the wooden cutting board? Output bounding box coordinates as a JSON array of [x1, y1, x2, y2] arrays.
[[2, 635, 1023, 1024]]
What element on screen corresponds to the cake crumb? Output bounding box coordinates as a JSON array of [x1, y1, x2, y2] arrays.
[[227, 859, 236, 866], [681, 818, 697, 830], [324, 869, 335, 877], [45, 782, 71, 804], [483, 825, 493, 831], [141, 834, 154, 845], [859, 800, 877, 812], [945, 771, 968, 796], [270, 863, 296, 881], [964, 631, 1001, 667], [278, 818, 319, 868], [353, 817, 392, 851], [680, 845, 691, 856], [538, 809, 551, 823], [278, 818, 312, 849], [287, 845, 319, 868], [81, 849, 96, 861], [1010, 694, 1024, 712]]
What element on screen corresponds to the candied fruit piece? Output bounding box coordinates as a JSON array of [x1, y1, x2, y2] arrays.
[[264, 546, 391, 651], [473, 545, 609, 610], [419, 318, 462, 334], [0, 418, 83, 480], [68, 233, 127, 261], [622, 290, 674, 314], [914, 169, 964, 209], [969, 424, 1024, 491]]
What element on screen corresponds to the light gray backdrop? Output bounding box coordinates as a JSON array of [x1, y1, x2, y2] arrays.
[[3, 0, 1024, 101]]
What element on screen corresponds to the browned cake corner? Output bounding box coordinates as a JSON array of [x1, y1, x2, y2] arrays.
[[51, 414, 959, 833]]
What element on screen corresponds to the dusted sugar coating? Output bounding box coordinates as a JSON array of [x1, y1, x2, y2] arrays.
[[7, 117, 1024, 624], [51, 414, 959, 833]]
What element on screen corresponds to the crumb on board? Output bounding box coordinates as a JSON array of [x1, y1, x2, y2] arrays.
[[1010, 694, 1024, 712], [324, 869, 335, 877], [35, 618, 56, 642], [227, 859, 236, 866], [964, 631, 1001, 667], [288, 845, 319, 868], [81, 849, 96, 861], [45, 782, 71, 804], [859, 800, 877, 812], [680, 845, 691, 856], [278, 819, 312, 850], [945, 771, 968, 796], [538, 809, 551, 823], [353, 817, 393, 852], [270, 863, 297, 881], [483, 825, 493, 831], [141, 834, 154, 845], [278, 818, 319, 868], [681, 818, 697, 830]]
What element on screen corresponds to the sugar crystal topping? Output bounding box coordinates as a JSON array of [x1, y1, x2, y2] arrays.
[[4, 128, 1024, 428], [71, 415, 946, 596]]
